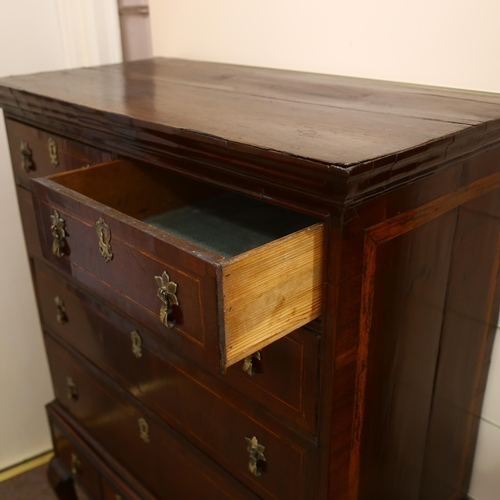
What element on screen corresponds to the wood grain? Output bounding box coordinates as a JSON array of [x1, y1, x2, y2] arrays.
[[51, 158, 224, 221], [4, 59, 500, 500], [45, 333, 310, 500], [48, 401, 249, 500], [34, 259, 320, 433], [6, 118, 112, 190], [32, 162, 324, 371], [2, 60, 500, 205], [1, 59, 499, 167], [222, 222, 324, 367]]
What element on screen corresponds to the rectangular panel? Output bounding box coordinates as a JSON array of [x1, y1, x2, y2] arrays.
[[359, 210, 458, 500], [6, 118, 113, 190], [35, 260, 320, 432], [45, 333, 312, 500], [30, 159, 323, 369]]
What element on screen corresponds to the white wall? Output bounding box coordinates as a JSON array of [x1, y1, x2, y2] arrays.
[[0, 0, 121, 471], [149, 1, 500, 498], [150, 0, 500, 92]]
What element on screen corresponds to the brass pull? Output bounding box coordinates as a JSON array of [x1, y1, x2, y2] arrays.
[[70, 453, 82, 475], [245, 436, 266, 477], [96, 218, 113, 262], [131, 330, 143, 358], [155, 271, 179, 329], [50, 209, 66, 258], [138, 417, 150, 443], [48, 137, 59, 167], [54, 295, 68, 325], [243, 351, 262, 376], [66, 376, 78, 401], [115, 495, 123, 500], [20, 140, 34, 172]]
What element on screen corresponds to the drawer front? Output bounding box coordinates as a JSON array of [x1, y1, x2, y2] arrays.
[[35, 260, 319, 432], [31, 159, 323, 370], [45, 332, 313, 500], [226, 330, 319, 432], [48, 403, 158, 500], [33, 177, 221, 371], [6, 118, 113, 189], [51, 421, 102, 499]]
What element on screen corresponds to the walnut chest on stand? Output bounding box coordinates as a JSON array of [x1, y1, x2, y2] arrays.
[[1, 59, 500, 500]]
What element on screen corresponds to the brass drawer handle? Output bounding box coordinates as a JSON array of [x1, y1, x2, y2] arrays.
[[138, 417, 150, 443], [54, 295, 68, 325], [155, 271, 179, 329], [96, 218, 113, 262], [243, 351, 262, 376], [131, 330, 143, 358], [245, 436, 266, 477], [70, 453, 82, 475], [48, 137, 59, 167], [20, 140, 34, 172], [66, 376, 78, 401], [50, 209, 66, 258]]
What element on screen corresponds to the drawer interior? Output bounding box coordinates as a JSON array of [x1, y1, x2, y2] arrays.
[[34, 159, 324, 368], [52, 159, 319, 258]]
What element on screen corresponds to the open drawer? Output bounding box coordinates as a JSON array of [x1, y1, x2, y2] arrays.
[[31, 160, 323, 370]]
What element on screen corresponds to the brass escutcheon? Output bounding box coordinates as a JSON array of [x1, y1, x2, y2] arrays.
[[96, 218, 113, 262], [50, 209, 66, 258], [54, 295, 68, 325], [138, 417, 150, 443], [70, 453, 81, 475], [66, 376, 78, 401], [245, 436, 266, 477], [131, 330, 143, 358], [20, 140, 33, 172], [243, 351, 261, 377], [48, 137, 59, 167], [155, 271, 179, 329]]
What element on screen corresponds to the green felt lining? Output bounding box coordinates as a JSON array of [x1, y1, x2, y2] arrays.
[[143, 192, 318, 258]]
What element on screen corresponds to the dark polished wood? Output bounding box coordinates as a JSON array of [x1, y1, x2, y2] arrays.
[[33, 259, 319, 432], [2, 58, 500, 500], [45, 333, 280, 500], [6, 118, 113, 190], [47, 457, 78, 500], [48, 403, 160, 500]]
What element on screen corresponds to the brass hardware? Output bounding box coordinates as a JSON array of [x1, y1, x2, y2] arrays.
[[70, 453, 82, 475], [66, 376, 78, 401], [54, 295, 68, 325], [96, 218, 113, 262], [245, 436, 266, 477], [20, 140, 34, 172], [50, 209, 66, 258], [115, 495, 123, 500], [138, 417, 150, 443], [48, 137, 59, 167], [243, 351, 261, 376], [131, 330, 143, 358], [155, 271, 179, 329]]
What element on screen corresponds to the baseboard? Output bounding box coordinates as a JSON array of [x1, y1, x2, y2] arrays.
[[0, 450, 54, 483]]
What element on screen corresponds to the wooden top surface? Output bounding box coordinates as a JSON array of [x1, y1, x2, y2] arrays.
[[2, 58, 500, 202]]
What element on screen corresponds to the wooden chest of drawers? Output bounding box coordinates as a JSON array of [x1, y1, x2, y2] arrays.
[[2, 58, 500, 499]]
